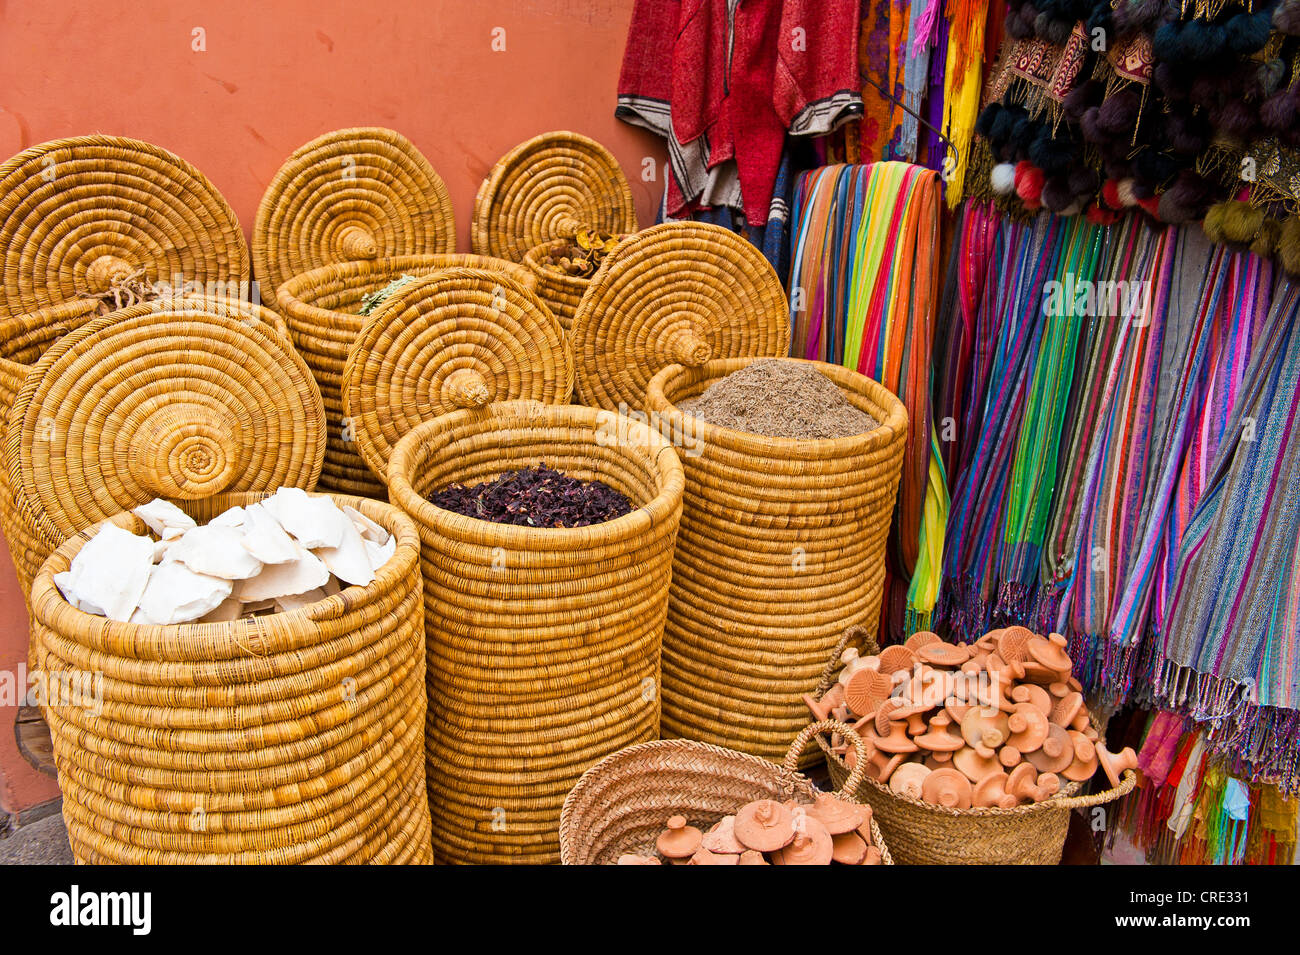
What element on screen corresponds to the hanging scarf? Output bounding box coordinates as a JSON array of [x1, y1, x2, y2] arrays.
[[1156, 279, 1300, 793], [939, 0, 989, 206]]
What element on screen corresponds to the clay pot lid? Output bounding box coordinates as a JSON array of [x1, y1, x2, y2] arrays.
[[769, 816, 833, 865], [1051, 690, 1085, 728], [656, 815, 703, 859], [860, 845, 883, 865], [905, 630, 941, 651], [974, 630, 1001, 652], [878, 644, 918, 675], [1006, 703, 1050, 752], [702, 815, 747, 854], [921, 767, 974, 809], [945, 696, 973, 723], [1036, 772, 1061, 798], [996, 626, 1034, 662], [1096, 744, 1139, 788], [913, 713, 965, 752], [867, 751, 907, 783], [1011, 683, 1053, 717], [999, 745, 1023, 768], [1006, 762, 1038, 794], [953, 746, 1003, 784], [960, 708, 1010, 750], [972, 770, 1015, 808], [889, 761, 932, 799], [617, 853, 662, 865], [1028, 632, 1073, 672], [688, 847, 739, 865], [806, 793, 868, 835], [738, 850, 769, 865], [1026, 723, 1074, 774], [917, 641, 970, 668], [924, 752, 954, 769], [871, 720, 920, 754], [831, 830, 869, 865], [734, 799, 796, 852], [844, 669, 894, 718]]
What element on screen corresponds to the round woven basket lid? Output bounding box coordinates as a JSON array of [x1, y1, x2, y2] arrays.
[[471, 131, 637, 262], [342, 268, 573, 482], [252, 127, 455, 306], [569, 221, 791, 411], [5, 296, 326, 543], [0, 136, 249, 317]]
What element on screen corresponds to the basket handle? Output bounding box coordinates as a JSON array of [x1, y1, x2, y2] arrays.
[[813, 625, 880, 699], [1044, 768, 1139, 810], [783, 720, 868, 800], [442, 368, 492, 409], [338, 224, 379, 260], [663, 325, 713, 367]]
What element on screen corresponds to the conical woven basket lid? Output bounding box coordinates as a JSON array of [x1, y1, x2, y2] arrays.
[[569, 221, 791, 411], [252, 127, 455, 306], [471, 131, 637, 262], [0, 136, 249, 317], [4, 296, 326, 544], [342, 268, 573, 482]]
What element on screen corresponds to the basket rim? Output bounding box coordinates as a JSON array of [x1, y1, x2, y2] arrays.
[[275, 252, 532, 310], [647, 356, 911, 459], [522, 236, 627, 290], [29, 491, 421, 659], [387, 399, 685, 549]]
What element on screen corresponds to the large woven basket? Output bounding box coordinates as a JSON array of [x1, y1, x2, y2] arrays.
[[645, 357, 908, 763], [471, 130, 637, 263], [343, 269, 573, 488], [569, 222, 790, 410], [0, 135, 249, 318], [521, 237, 615, 333], [276, 255, 538, 496], [387, 400, 685, 864], [0, 296, 325, 603], [558, 720, 893, 864], [252, 127, 455, 308], [29, 492, 432, 864]]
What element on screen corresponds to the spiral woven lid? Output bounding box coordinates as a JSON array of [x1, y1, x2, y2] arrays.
[[471, 131, 637, 263], [5, 296, 326, 542], [252, 127, 455, 306], [569, 221, 791, 411], [0, 135, 249, 317], [342, 268, 573, 482]]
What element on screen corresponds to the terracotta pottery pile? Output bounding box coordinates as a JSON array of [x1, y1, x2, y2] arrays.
[[618, 794, 883, 866], [804, 628, 1139, 808]]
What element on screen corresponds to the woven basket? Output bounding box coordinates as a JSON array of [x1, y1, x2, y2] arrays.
[[387, 400, 685, 864], [810, 633, 1137, 864], [276, 255, 538, 496], [29, 492, 432, 864], [471, 131, 637, 263], [252, 127, 455, 308], [1, 296, 325, 603], [645, 357, 908, 764], [558, 720, 893, 864], [0, 135, 249, 318], [569, 222, 790, 411], [342, 269, 573, 488], [521, 237, 613, 333]]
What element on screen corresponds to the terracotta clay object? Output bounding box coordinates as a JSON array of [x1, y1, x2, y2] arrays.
[[806, 793, 869, 835], [1036, 772, 1061, 798], [918, 641, 970, 668], [972, 770, 1018, 809], [738, 850, 769, 865], [1007, 763, 1054, 803], [867, 750, 907, 783], [688, 847, 739, 865], [802, 682, 846, 722], [889, 761, 932, 799], [1096, 744, 1140, 788], [953, 745, 1003, 784], [1025, 723, 1074, 774], [1006, 703, 1050, 753], [921, 767, 973, 809], [999, 745, 1023, 769], [905, 710, 931, 737], [617, 853, 662, 865], [961, 651, 990, 675], [702, 816, 747, 854], [996, 626, 1034, 663], [877, 644, 918, 675], [960, 708, 1010, 750], [974, 630, 1001, 653], [1050, 690, 1084, 728], [1028, 632, 1073, 672], [656, 815, 703, 861], [1011, 683, 1053, 718], [1083, 725, 1099, 741], [872, 719, 920, 754], [769, 816, 833, 865], [906, 630, 941, 651], [861, 846, 883, 865], [945, 696, 973, 724], [830, 830, 869, 865], [924, 752, 954, 769], [913, 712, 965, 752], [734, 800, 796, 852], [1048, 681, 1069, 699], [844, 668, 894, 718]]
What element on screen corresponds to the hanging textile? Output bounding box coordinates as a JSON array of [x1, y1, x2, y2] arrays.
[[1156, 279, 1300, 793]]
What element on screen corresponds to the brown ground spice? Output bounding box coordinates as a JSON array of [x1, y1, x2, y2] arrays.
[[678, 359, 878, 440]]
